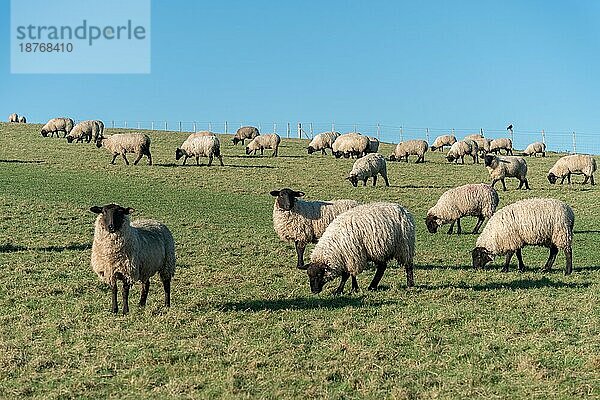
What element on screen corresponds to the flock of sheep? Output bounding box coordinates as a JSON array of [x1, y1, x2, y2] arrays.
[[10, 114, 597, 313]]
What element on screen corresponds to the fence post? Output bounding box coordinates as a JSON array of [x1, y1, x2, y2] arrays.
[[310, 123, 313, 138], [193, 122, 196, 132], [111, 120, 114, 128], [273, 122, 277, 134], [480, 128, 484, 136], [137, 122, 140, 129], [165, 121, 167, 131], [572, 131, 576, 153], [400, 126, 404, 142], [297, 122, 302, 139], [208, 122, 212, 132], [332, 122, 335, 133], [225, 121, 228, 134], [451, 128, 455, 138], [426, 128, 430, 143], [151, 121, 154, 130], [124, 121, 127, 128], [377, 123, 380, 140], [541, 129, 545, 144], [353, 123, 357, 133], [287, 122, 290, 138]]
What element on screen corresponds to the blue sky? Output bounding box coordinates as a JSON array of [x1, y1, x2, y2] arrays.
[[1, 1, 600, 140]]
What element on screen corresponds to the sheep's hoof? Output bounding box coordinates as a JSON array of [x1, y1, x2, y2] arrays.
[[367, 285, 378, 291]]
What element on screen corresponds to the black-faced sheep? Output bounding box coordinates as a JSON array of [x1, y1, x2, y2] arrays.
[[430, 134, 456, 152], [307, 131, 340, 155], [347, 153, 389, 187], [332, 133, 370, 159], [522, 142, 546, 157], [489, 138, 513, 155], [246, 133, 281, 156], [66, 120, 100, 143], [41, 117, 74, 137], [232, 126, 259, 145], [389, 140, 428, 163], [96, 133, 152, 165], [176, 134, 224, 166], [18, 115, 26, 123], [446, 140, 479, 164], [547, 154, 596, 185], [484, 154, 530, 191], [8, 113, 18, 123]]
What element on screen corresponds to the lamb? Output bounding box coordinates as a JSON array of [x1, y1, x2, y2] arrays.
[[430, 134, 457, 151], [489, 137, 513, 155], [270, 188, 359, 268], [307, 131, 340, 155], [18, 115, 26, 123], [484, 154, 530, 191], [472, 197, 574, 275], [176, 134, 224, 166], [8, 113, 18, 123], [96, 133, 152, 165], [366, 137, 380, 153], [522, 142, 546, 157], [389, 140, 428, 163], [232, 126, 259, 145], [40, 117, 74, 137], [347, 153, 389, 187], [299, 202, 415, 294], [66, 120, 100, 143], [245, 133, 281, 156], [547, 154, 596, 185], [446, 140, 479, 164], [331, 133, 370, 158], [425, 183, 499, 235], [90, 204, 176, 314]]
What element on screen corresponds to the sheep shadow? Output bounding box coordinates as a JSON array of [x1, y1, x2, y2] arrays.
[[0, 159, 44, 164], [393, 184, 458, 189], [0, 242, 91, 253], [574, 230, 600, 234], [418, 263, 471, 271], [0, 243, 27, 253], [218, 296, 389, 312], [421, 277, 591, 291], [222, 164, 275, 169]]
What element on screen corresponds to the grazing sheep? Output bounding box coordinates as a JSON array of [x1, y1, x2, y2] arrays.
[[96, 133, 152, 165], [66, 120, 100, 143], [232, 126, 259, 145], [176, 134, 224, 166], [489, 137, 513, 155], [465, 134, 491, 155], [18, 116, 26, 123], [366, 137, 380, 154], [93, 120, 105, 142], [522, 141, 546, 157], [90, 204, 176, 314], [430, 134, 457, 151], [8, 113, 18, 123], [41, 117, 74, 137], [484, 154, 530, 191], [245, 133, 281, 156], [347, 153, 389, 187], [389, 140, 428, 163], [472, 197, 574, 275], [547, 154, 596, 185], [332, 133, 370, 159], [426, 183, 499, 235], [300, 202, 415, 294], [307, 131, 340, 155], [270, 188, 359, 268], [446, 140, 479, 164]]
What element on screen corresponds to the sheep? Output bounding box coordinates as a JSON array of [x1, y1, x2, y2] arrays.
[[425, 183, 499, 235], [299, 202, 415, 294], [18, 116, 26, 123], [446, 140, 479, 164], [307, 131, 340, 155], [489, 137, 513, 155], [66, 120, 100, 143], [547, 154, 596, 185], [93, 120, 105, 142], [175, 134, 224, 166], [331, 133, 370, 159], [40, 117, 74, 138], [465, 134, 491, 155], [8, 113, 18, 123], [389, 140, 428, 163], [366, 137, 380, 154], [96, 133, 152, 165], [484, 154, 530, 191], [270, 188, 359, 268], [430, 134, 457, 152], [472, 197, 574, 275], [90, 204, 176, 314], [347, 153, 389, 187], [522, 141, 546, 157], [232, 126, 259, 145], [245, 133, 281, 156]]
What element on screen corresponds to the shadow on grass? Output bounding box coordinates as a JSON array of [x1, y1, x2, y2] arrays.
[[0, 242, 91, 253], [574, 230, 600, 234], [0, 159, 44, 164], [219, 296, 390, 312], [393, 184, 457, 189], [221, 164, 275, 169], [421, 277, 591, 291]]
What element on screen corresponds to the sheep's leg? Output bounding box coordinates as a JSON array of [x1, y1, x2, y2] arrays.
[[368, 262, 387, 291], [162, 278, 171, 307], [456, 219, 462, 234], [333, 272, 350, 295], [524, 179, 530, 190], [122, 153, 130, 165], [564, 248, 573, 275], [208, 155, 213, 166], [383, 174, 390, 187], [583, 175, 589, 184], [560, 175, 566, 184], [503, 251, 514, 272], [295, 241, 306, 269], [405, 261, 414, 287], [182, 156, 188, 166], [490, 179, 498, 189], [501, 179, 507, 191], [542, 245, 559, 272], [567, 173, 572, 184], [350, 276, 359, 293], [122, 280, 130, 315], [473, 216, 485, 234], [111, 154, 118, 164], [363, 179, 367, 186], [516, 248, 526, 272], [591, 175, 595, 185], [218, 155, 224, 166], [133, 152, 143, 165], [146, 151, 152, 166], [321, 149, 326, 155], [447, 221, 455, 234], [372, 175, 378, 186], [111, 284, 118, 314], [139, 280, 150, 307], [260, 148, 264, 156], [542, 152, 546, 157]]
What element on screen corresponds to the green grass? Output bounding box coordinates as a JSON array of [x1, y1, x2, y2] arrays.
[[1, 122, 599, 399]]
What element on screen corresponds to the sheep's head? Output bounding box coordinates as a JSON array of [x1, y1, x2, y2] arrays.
[[333, 151, 342, 159], [301, 262, 336, 294], [471, 247, 493, 269], [270, 188, 304, 211], [446, 154, 456, 163], [40, 129, 48, 137], [307, 146, 315, 154], [343, 152, 351, 159], [388, 154, 397, 162], [346, 174, 359, 187], [66, 136, 74, 143], [547, 173, 558, 184], [484, 154, 497, 168], [232, 137, 240, 145], [430, 146, 437, 151], [425, 214, 441, 233], [90, 204, 134, 234], [175, 148, 185, 160]]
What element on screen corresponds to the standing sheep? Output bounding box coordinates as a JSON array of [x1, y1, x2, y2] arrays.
[[90, 204, 176, 314], [547, 154, 596, 185], [232, 126, 259, 145], [41, 117, 74, 137], [300, 202, 415, 294], [430, 134, 456, 152], [176, 134, 224, 166], [307, 131, 340, 155], [489, 138, 513, 155], [472, 198, 574, 275], [347, 153, 389, 187], [8, 113, 18, 123], [18, 115, 26, 123], [522, 142, 546, 157], [484, 154, 530, 191], [389, 140, 428, 163], [245, 133, 281, 156], [426, 183, 499, 235], [270, 188, 359, 268], [96, 133, 152, 165], [446, 140, 479, 164], [332, 133, 370, 158], [465, 134, 491, 155], [66, 120, 100, 143]]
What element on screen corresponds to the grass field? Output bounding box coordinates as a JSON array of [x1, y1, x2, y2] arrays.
[[1, 122, 599, 399]]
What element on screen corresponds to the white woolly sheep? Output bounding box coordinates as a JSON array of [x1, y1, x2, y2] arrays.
[[41, 117, 74, 137], [270, 188, 359, 268], [347, 153, 389, 187], [332, 133, 370, 159], [246, 133, 281, 156], [390, 140, 428, 163], [426, 183, 499, 235], [446, 140, 479, 164], [430, 134, 456, 152], [489, 137, 513, 155], [176, 134, 224, 166], [66, 120, 100, 143], [90, 204, 176, 314], [96, 133, 152, 165], [484, 154, 530, 191], [472, 197, 574, 275], [366, 137, 380, 153], [522, 142, 546, 157], [18, 115, 26, 123], [300, 202, 415, 294], [232, 126, 259, 145], [8, 113, 18, 123], [547, 154, 596, 185], [307, 131, 340, 155]]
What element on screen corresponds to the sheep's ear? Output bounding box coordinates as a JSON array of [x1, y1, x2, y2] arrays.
[[269, 190, 280, 197], [124, 207, 134, 215], [294, 191, 305, 198], [90, 206, 103, 214]]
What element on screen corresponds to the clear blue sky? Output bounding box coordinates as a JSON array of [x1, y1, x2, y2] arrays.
[[2, 1, 600, 137]]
